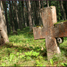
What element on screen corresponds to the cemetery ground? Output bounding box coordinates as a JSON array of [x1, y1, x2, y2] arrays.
[[0, 27, 67, 66]]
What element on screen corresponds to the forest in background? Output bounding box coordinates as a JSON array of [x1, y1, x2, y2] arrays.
[[1, 0, 67, 34]]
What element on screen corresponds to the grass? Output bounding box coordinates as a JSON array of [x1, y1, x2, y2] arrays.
[[0, 27, 67, 66]]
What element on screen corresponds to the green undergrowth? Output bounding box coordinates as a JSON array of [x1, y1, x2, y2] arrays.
[[0, 27, 67, 66]]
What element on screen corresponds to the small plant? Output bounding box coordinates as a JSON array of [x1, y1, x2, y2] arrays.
[[19, 55, 25, 58], [1, 63, 6, 66], [60, 63, 67, 66], [50, 59, 54, 66], [35, 60, 46, 66], [9, 53, 15, 62], [24, 50, 39, 57], [19, 51, 40, 61]]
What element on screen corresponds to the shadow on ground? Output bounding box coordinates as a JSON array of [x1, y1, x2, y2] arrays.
[[0, 42, 67, 58], [0, 43, 47, 58]]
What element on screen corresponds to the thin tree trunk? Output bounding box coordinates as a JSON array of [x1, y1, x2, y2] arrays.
[[18, 1, 23, 30], [12, 1, 18, 31], [21, 1, 27, 27], [31, 1, 35, 26], [38, 0, 42, 25], [25, 1, 29, 27], [41, 0, 44, 8], [27, 0, 33, 31], [65, 1, 67, 19], [14, 1, 20, 29], [59, 0, 66, 20], [46, 0, 49, 7], [34, 1, 39, 25], [9, 1, 16, 32], [34, 1, 42, 26]]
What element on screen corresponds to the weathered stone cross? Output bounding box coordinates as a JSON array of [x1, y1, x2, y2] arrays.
[[33, 6, 67, 60]]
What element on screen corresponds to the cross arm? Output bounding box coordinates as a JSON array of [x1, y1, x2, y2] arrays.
[[33, 21, 67, 39], [33, 27, 45, 39], [54, 21, 67, 38]]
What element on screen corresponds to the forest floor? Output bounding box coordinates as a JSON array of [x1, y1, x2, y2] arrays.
[[0, 27, 67, 66]]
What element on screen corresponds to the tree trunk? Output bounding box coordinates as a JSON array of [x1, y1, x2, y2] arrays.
[[41, 0, 44, 8], [38, 0, 42, 25], [21, 1, 27, 27], [18, 1, 23, 30], [65, 1, 67, 19], [46, 0, 49, 7], [12, 1, 18, 31], [27, 0, 33, 31], [0, 1, 9, 43], [25, 1, 29, 27], [59, 0, 66, 20], [9, 1, 16, 32], [34, 1, 42, 26], [34, 1, 39, 25], [2, 1, 9, 34], [31, 1, 35, 26], [14, 1, 20, 29]]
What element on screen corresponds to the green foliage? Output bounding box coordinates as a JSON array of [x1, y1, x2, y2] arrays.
[[24, 51, 39, 57], [0, 27, 67, 66], [19, 50, 40, 61], [35, 60, 45, 66], [50, 59, 54, 66], [60, 63, 67, 66], [9, 53, 15, 62]]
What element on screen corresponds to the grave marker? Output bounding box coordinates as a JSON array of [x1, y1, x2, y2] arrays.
[[33, 6, 67, 60]]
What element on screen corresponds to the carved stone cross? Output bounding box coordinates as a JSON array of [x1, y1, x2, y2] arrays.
[[33, 6, 67, 60]]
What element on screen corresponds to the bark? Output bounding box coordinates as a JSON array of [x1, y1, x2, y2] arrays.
[[38, 0, 42, 25], [31, 1, 35, 26], [21, 1, 27, 27], [27, 0, 33, 31], [35, 1, 42, 26], [64, 1, 67, 19], [59, 0, 66, 20], [46, 0, 49, 7], [41, 0, 44, 8], [34, 1, 39, 25], [0, 1, 7, 34], [18, 1, 23, 30], [14, 1, 20, 29], [0, 1, 9, 43], [24, 1, 28, 27], [66, 2, 67, 13], [38, 0, 41, 9], [12, 1, 18, 31], [9, 1, 16, 32], [2, 1, 9, 34]]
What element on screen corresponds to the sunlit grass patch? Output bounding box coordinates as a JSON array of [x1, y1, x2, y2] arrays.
[[0, 27, 67, 66]]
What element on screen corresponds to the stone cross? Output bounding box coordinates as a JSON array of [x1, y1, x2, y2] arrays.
[[33, 6, 67, 60]]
